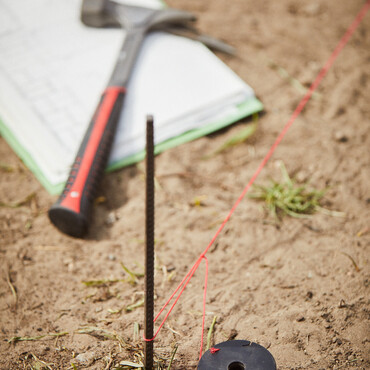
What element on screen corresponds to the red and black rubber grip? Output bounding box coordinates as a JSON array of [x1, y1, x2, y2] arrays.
[[48, 86, 126, 238]]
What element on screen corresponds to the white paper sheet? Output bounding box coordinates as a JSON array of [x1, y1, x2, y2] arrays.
[[0, 0, 262, 193]]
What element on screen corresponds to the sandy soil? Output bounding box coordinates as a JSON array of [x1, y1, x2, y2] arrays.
[[1, 0, 369, 369]]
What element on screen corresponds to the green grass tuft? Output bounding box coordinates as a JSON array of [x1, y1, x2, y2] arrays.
[[249, 162, 327, 219]]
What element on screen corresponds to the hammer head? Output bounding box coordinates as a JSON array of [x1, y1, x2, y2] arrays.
[[81, 0, 120, 28], [81, 0, 196, 30]]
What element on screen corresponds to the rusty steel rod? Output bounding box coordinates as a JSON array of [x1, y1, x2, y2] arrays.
[[144, 115, 155, 370]]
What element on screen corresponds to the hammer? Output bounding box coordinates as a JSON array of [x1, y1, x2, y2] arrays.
[[48, 0, 233, 238]]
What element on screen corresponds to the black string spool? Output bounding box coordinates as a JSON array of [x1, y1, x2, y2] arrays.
[[198, 340, 276, 370]]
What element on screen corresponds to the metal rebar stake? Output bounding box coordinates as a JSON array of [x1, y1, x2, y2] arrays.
[[144, 115, 155, 370]]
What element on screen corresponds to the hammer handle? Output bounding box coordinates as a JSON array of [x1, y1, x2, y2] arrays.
[[48, 86, 126, 238]]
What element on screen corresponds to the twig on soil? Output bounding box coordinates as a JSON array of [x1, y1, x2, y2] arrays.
[[8, 331, 69, 343], [165, 324, 181, 337], [75, 326, 129, 352], [340, 252, 360, 272], [29, 353, 53, 370], [104, 355, 114, 370], [0, 162, 15, 172], [206, 316, 218, 351], [315, 205, 346, 218], [125, 297, 145, 312], [191, 195, 207, 207], [81, 263, 144, 288], [116, 360, 143, 369], [5, 269, 17, 307], [108, 292, 146, 315], [267, 59, 322, 100], [133, 322, 140, 342], [0, 191, 36, 208], [107, 307, 123, 314], [82, 279, 126, 287], [167, 344, 178, 370], [356, 226, 369, 237], [336, 357, 361, 369], [121, 263, 144, 285]]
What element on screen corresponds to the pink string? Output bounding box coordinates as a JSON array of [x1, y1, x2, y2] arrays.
[[199, 256, 208, 360], [143, 0, 370, 359]]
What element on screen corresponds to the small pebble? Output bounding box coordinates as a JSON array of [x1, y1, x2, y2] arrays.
[[67, 262, 75, 272], [334, 130, 349, 142], [295, 170, 309, 183], [75, 351, 96, 364], [306, 291, 313, 299], [304, 3, 320, 16], [296, 316, 305, 322], [188, 361, 198, 368], [105, 212, 117, 225]]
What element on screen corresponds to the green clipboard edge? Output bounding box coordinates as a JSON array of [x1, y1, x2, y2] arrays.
[[0, 96, 263, 195]]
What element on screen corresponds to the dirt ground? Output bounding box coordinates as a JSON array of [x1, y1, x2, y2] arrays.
[[1, 0, 369, 369]]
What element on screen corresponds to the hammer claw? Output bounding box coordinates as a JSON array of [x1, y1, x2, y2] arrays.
[[148, 8, 196, 30]]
